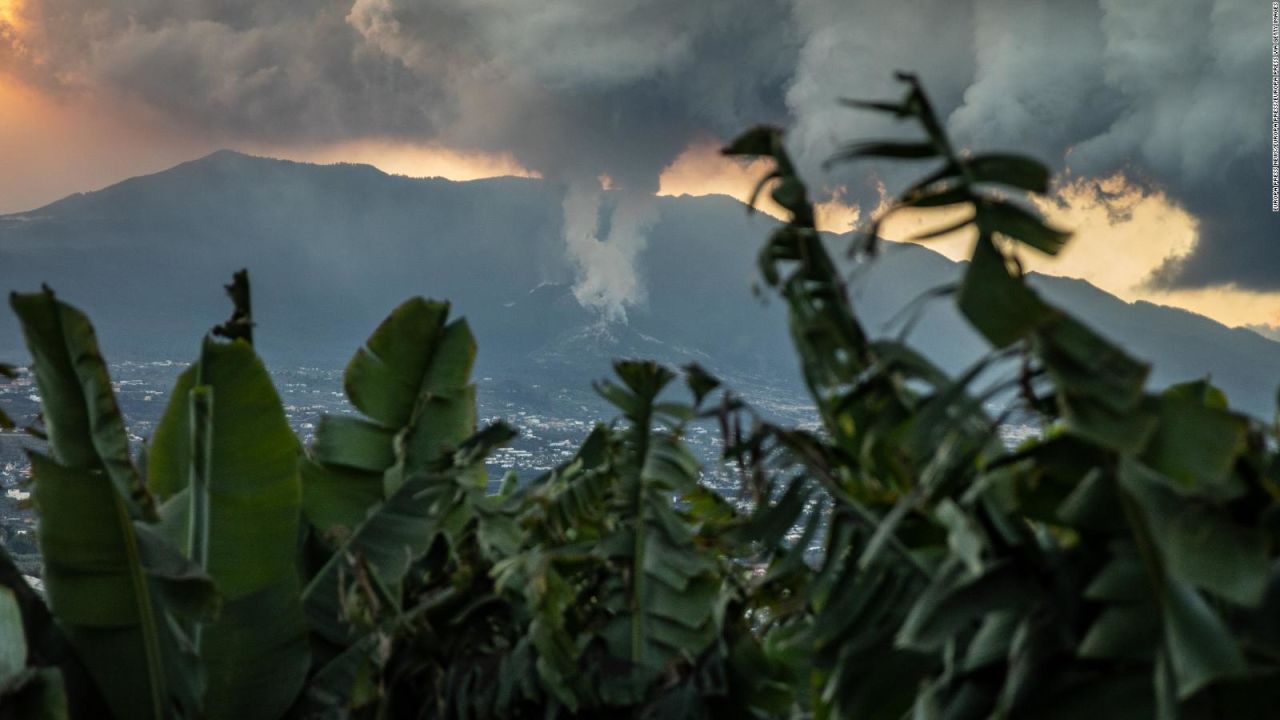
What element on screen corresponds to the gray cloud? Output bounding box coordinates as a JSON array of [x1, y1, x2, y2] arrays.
[[337, 0, 797, 316], [2, 0, 1275, 304], [8, 0, 453, 140], [1074, 0, 1278, 290], [783, 0, 1275, 292], [3, 0, 795, 317]]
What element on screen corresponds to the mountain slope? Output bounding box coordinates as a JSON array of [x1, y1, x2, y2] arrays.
[[2, 150, 1277, 417], [852, 245, 1280, 417]]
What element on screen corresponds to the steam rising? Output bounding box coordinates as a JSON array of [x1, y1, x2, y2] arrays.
[[0, 0, 1274, 304], [562, 180, 655, 321]]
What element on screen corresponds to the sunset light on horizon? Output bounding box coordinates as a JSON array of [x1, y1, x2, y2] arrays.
[[0, 0, 1276, 331]]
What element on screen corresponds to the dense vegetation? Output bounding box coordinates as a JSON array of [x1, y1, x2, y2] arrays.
[[4, 74, 1280, 719]]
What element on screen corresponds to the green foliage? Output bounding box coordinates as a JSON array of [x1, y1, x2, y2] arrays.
[[3, 72, 1279, 720], [0, 584, 68, 719], [149, 334, 309, 719], [715, 72, 1280, 719], [11, 288, 210, 720], [0, 362, 15, 430]]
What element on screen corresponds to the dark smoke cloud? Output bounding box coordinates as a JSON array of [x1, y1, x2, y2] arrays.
[[2, 0, 796, 317], [784, 0, 1276, 292], [1, 0, 1275, 305]]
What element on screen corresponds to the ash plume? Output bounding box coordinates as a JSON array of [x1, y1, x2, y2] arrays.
[[0, 0, 1274, 306]]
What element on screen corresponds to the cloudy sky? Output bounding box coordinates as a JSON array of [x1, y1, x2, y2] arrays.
[[1, 0, 1277, 327]]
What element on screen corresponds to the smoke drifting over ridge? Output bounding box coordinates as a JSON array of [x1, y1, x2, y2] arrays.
[[344, 0, 797, 318], [561, 182, 657, 319], [0, 0, 1274, 314]]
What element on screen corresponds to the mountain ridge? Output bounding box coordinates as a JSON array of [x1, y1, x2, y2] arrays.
[[3, 150, 1277, 417]]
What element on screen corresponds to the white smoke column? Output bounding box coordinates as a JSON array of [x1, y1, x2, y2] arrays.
[[561, 179, 656, 322]]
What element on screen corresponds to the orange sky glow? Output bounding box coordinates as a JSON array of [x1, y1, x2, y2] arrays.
[[0, 0, 20, 29], [1, 68, 1277, 333]]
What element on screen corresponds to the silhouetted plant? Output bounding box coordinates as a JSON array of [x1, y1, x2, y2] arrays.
[[716, 71, 1279, 719], [0, 362, 14, 431]]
